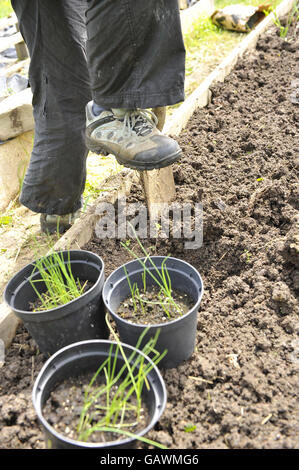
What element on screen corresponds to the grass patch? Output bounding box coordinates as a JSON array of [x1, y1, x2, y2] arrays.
[[184, 0, 282, 73], [0, 0, 13, 19], [83, 154, 123, 205]]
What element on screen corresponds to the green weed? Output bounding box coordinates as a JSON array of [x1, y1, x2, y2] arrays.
[[242, 249, 252, 264], [184, 424, 197, 432]]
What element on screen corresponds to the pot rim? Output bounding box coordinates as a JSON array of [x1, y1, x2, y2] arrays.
[[103, 256, 204, 328], [4, 249, 105, 317], [32, 339, 167, 448]]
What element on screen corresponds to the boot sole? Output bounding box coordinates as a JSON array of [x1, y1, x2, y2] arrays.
[[86, 137, 182, 171]]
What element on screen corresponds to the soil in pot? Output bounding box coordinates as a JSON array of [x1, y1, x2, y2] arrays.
[[118, 284, 194, 324], [26, 250, 95, 313], [42, 372, 149, 444], [103, 254, 203, 369], [29, 280, 94, 312], [33, 338, 167, 449]]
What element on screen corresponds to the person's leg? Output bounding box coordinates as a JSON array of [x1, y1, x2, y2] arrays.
[[11, 0, 91, 222], [86, 0, 185, 108], [84, 0, 186, 170]]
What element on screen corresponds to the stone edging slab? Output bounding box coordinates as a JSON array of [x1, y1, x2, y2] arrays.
[[0, 0, 295, 348]]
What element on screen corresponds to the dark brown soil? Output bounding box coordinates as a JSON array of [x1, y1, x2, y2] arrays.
[[0, 21, 298, 449]]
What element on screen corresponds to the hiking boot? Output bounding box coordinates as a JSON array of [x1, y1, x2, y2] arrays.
[[40, 211, 80, 235], [85, 103, 182, 170]]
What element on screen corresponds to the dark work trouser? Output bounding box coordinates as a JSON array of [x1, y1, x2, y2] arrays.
[[11, 0, 185, 215]]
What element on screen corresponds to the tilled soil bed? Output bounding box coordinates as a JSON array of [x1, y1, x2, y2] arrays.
[[0, 21, 298, 450]]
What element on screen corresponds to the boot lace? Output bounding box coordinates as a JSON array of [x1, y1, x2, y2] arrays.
[[122, 109, 158, 138]]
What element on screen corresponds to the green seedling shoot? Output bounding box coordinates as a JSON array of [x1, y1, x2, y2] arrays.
[[77, 314, 167, 448], [29, 250, 87, 311], [121, 224, 182, 319], [272, 2, 299, 38], [184, 424, 197, 433], [243, 249, 252, 264]]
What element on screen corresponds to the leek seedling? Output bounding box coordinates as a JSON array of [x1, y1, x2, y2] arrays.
[[29, 251, 87, 311], [123, 266, 148, 315], [76, 314, 167, 448], [120, 224, 182, 318]]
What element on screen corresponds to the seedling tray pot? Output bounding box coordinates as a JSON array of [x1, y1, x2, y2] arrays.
[[32, 339, 167, 449], [4, 250, 108, 355], [102, 256, 204, 369]]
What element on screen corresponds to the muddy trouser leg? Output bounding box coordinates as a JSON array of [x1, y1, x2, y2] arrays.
[[12, 0, 185, 214], [85, 0, 186, 109], [11, 0, 91, 215]]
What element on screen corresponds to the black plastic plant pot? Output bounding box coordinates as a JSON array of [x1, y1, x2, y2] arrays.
[[4, 250, 109, 355], [102, 256, 204, 369], [32, 339, 167, 449]]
